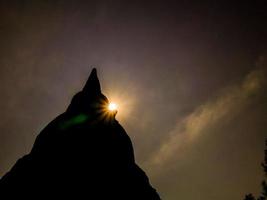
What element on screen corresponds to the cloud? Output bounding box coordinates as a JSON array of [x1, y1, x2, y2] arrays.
[[146, 67, 266, 175]]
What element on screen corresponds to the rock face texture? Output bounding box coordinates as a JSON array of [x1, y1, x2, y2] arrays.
[[0, 69, 161, 199]]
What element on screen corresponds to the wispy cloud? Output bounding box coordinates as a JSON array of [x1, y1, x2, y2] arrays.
[[146, 67, 266, 174]]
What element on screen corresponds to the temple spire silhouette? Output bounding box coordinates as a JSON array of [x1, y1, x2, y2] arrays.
[[0, 68, 161, 199]]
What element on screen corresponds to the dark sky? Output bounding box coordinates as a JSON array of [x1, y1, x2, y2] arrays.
[[0, 1, 267, 199]]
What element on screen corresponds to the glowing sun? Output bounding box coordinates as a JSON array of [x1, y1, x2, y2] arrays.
[[108, 102, 118, 111]]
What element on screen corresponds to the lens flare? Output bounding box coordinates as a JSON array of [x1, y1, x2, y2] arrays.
[[108, 102, 118, 111]]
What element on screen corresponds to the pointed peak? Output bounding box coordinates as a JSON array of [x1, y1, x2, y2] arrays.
[[82, 68, 101, 95], [91, 68, 97, 76]]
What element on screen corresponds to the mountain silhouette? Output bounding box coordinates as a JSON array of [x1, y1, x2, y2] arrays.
[[0, 68, 161, 199]]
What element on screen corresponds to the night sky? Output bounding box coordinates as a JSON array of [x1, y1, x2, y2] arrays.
[[0, 1, 267, 199]]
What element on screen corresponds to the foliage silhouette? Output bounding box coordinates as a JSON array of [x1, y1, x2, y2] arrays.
[[0, 68, 161, 199], [244, 140, 267, 200]]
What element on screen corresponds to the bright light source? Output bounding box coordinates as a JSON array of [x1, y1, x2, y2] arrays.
[[108, 102, 118, 111]]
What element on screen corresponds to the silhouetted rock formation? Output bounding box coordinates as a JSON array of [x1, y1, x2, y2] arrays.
[[0, 68, 161, 199]]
